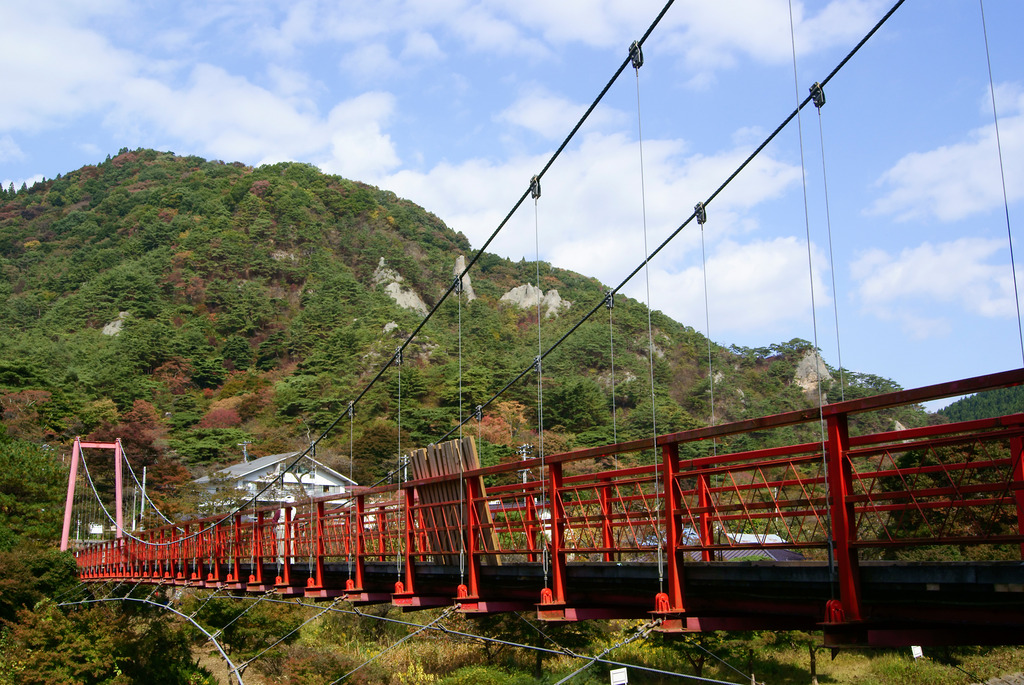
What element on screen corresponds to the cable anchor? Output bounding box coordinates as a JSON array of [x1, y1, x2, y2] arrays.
[[629, 41, 644, 70], [694, 201, 707, 226], [529, 175, 541, 200], [810, 82, 826, 109]]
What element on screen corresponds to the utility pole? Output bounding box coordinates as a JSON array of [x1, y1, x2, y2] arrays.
[[238, 441, 251, 463]]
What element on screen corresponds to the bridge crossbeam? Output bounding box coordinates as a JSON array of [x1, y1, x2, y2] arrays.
[[73, 369, 1024, 646]]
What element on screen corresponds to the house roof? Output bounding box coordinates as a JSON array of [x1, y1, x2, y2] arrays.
[[193, 452, 356, 486]]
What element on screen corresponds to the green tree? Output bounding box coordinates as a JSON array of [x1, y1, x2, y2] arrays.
[[0, 430, 66, 549], [0, 600, 214, 685]]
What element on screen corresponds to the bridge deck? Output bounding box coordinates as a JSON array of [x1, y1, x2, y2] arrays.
[[73, 369, 1024, 646]]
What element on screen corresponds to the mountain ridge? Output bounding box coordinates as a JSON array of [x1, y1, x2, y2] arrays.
[[0, 148, 927, 511]]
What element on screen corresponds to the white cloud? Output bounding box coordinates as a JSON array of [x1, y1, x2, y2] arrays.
[[383, 130, 802, 317], [321, 92, 402, 179], [870, 84, 1024, 222], [0, 136, 24, 163], [642, 237, 831, 334], [1, 174, 45, 192], [851, 238, 1020, 337], [402, 30, 444, 61], [496, 87, 626, 140], [657, 0, 885, 82], [449, 5, 551, 57], [0, 7, 138, 131], [342, 43, 403, 83]]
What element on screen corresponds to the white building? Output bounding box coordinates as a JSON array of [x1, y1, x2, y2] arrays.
[[193, 452, 356, 505]]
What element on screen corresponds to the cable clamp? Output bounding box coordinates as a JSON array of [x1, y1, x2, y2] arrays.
[[453, 274, 463, 294], [604, 290, 614, 309], [810, 82, 826, 109], [629, 40, 644, 70], [694, 202, 707, 226], [475, 405, 483, 422], [530, 175, 541, 200], [394, 347, 402, 366], [347, 402, 354, 419], [534, 356, 542, 373]]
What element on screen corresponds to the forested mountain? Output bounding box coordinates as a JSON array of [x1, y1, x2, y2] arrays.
[[938, 385, 1024, 423], [6, 149, 1022, 685], [0, 149, 925, 512]]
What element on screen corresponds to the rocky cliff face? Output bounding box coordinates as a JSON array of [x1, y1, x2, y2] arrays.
[[500, 283, 570, 318], [793, 349, 833, 400]]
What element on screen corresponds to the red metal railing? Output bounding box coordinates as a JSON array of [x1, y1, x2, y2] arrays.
[[74, 369, 1024, 628]]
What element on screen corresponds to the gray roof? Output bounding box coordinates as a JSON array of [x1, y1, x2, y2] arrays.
[[194, 452, 356, 485]]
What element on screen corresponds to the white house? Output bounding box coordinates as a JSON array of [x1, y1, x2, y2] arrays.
[[193, 451, 356, 505]]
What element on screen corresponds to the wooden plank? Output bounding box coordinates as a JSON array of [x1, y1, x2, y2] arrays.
[[461, 437, 502, 565], [405, 437, 502, 565]]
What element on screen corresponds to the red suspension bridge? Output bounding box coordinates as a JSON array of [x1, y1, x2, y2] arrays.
[[70, 368, 1024, 647]]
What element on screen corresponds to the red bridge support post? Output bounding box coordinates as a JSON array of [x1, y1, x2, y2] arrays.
[[600, 477, 614, 562], [546, 462, 568, 607], [353, 495, 366, 590], [661, 442, 687, 613], [827, 412, 862, 624], [1012, 437, 1024, 561], [464, 474, 484, 599], [276, 506, 294, 589], [697, 472, 713, 563]]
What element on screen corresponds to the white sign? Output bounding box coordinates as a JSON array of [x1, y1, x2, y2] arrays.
[[911, 646, 923, 660], [610, 667, 628, 684]]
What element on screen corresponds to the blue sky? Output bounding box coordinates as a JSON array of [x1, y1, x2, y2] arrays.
[[2, 0, 1022, 407]]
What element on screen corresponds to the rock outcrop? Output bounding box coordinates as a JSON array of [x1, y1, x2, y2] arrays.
[[453, 255, 477, 301], [102, 311, 130, 336], [500, 283, 570, 318], [372, 258, 429, 317], [793, 349, 833, 398]]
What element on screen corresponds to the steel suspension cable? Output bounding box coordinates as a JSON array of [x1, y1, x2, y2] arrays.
[[58, 0, 714, 563], [209, 590, 274, 641], [457, 274, 467, 585], [347, 402, 354, 582], [979, 0, 1023, 366], [697, 204, 717, 456], [85, 0, 906, 554], [239, 597, 343, 672], [630, 39, 664, 593], [432, 0, 909, 455], [553, 620, 662, 684], [811, 83, 846, 400], [119, 443, 176, 527], [77, 447, 120, 539], [330, 605, 458, 684], [531, 174, 549, 586], [57, 595, 244, 685], [607, 290, 618, 453], [331, 603, 738, 685], [788, 0, 835, 578]]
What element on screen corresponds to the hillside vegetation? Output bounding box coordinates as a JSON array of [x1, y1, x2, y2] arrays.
[[0, 148, 930, 507], [4, 149, 1024, 684]]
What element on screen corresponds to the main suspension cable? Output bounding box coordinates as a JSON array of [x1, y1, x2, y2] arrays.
[[810, 82, 846, 400], [978, 0, 1023, 365], [532, 174, 549, 586], [330, 605, 459, 684], [58, 595, 244, 685], [76, 0, 907, 555], [431, 0, 908, 449], [630, 38, 664, 593], [788, 0, 835, 584]]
